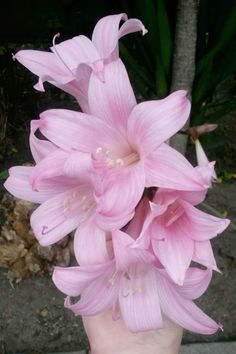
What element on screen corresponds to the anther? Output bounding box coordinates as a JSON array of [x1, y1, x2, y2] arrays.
[[122, 287, 142, 297], [96, 147, 103, 154], [105, 158, 115, 167], [116, 158, 124, 166], [72, 190, 79, 199], [42, 226, 48, 235]]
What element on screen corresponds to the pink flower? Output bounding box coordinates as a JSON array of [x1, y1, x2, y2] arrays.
[[135, 189, 230, 285], [32, 59, 214, 230], [13, 14, 147, 112], [4, 159, 97, 247], [4, 121, 98, 246], [53, 230, 220, 334]]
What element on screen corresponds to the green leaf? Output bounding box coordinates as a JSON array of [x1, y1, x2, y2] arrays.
[[136, 0, 158, 56], [196, 5, 236, 75], [204, 100, 236, 122], [155, 55, 168, 97], [0, 170, 8, 180], [120, 43, 155, 95], [193, 56, 213, 103], [156, 0, 172, 75]]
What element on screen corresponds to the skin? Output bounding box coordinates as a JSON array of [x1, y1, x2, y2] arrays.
[[83, 310, 183, 354]]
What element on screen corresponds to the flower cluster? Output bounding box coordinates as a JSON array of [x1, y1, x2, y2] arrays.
[[5, 14, 230, 334]]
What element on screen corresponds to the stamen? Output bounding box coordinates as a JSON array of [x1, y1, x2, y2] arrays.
[[96, 146, 103, 154], [81, 195, 90, 211], [219, 323, 224, 332], [116, 158, 124, 166], [164, 202, 184, 227], [82, 204, 90, 211], [72, 190, 79, 199], [122, 152, 139, 166], [63, 198, 70, 213], [52, 33, 75, 76], [105, 158, 115, 167], [94, 146, 139, 169], [122, 287, 142, 297], [124, 272, 131, 280], [108, 271, 120, 287], [42, 226, 48, 235], [41, 223, 62, 235]]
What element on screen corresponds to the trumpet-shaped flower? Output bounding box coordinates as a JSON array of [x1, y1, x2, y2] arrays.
[[135, 189, 230, 285], [4, 121, 100, 246], [14, 14, 147, 112], [53, 230, 220, 334]]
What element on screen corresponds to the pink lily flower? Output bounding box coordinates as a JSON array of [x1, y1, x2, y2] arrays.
[[13, 14, 147, 112], [32, 59, 215, 231], [135, 189, 230, 285], [53, 230, 220, 334], [4, 121, 99, 246], [4, 160, 98, 246]]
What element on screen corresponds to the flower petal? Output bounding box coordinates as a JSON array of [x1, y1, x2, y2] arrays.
[[145, 143, 211, 191], [195, 139, 217, 180], [152, 231, 194, 285], [4, 166, 48, 204], [174, 268, 212, 300], [14, 50, 71, 86], [181, 200, 230, 241], [126, 197, 150, 239], [29, 149, 69, 190], [193, 240, 219, 271], [51, 35, 100, 71], [30, 187, 90, 245], [4, 166, 77, 204], [134, 202, 167, 249], [30, 120, 58, 163], [118, 18, 147, 38], [63, 152, 92, 178], [92, 14, 146, 61], [88, 59, 136, 132], [95, 163, 145, 230], [128, 91, 190, 155], [92, 14, 127, 58], [119, 265, 163, 332], [112, 230, 155, 271], [52, 263, 110, 296], [65, 262, 118, 316], [157, 272, 220, 334], [154, 188, 206, 206], [74, 216, 109, 266], [39, 109, 128, 154]]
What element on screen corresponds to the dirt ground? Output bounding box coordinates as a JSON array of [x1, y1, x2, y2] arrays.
[[0, 181, 236, 354]]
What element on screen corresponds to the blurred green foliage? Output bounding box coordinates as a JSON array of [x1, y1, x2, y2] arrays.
[[120, 0, 236, 128]]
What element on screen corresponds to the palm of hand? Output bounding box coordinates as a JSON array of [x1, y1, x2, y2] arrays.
[[83, 310, 183, 354]]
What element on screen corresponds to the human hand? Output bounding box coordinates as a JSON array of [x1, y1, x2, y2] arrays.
[[83, 310, 183, 354]]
